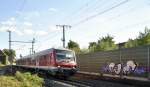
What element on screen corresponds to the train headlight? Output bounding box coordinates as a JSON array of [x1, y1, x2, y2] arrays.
[[70, 61, 76, 64]]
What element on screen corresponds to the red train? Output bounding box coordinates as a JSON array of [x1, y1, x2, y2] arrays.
[[16, 48, 77, 77]]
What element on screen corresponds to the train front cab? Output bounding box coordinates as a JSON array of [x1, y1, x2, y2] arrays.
[[54, 49, 77, 76]]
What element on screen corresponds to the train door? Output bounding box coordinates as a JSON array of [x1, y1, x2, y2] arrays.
[[50, 50, 56, 66], [50, 53, 53, 66], [35, 56, 39, 66], [47, 54, 51, 66]]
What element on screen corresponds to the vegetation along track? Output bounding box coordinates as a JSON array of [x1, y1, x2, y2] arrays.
[[1, 65, 140, 87]]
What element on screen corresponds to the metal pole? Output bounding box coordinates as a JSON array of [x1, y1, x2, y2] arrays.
[[148, 47, 150, 79], [119, 48, 123, 78], [119, 43, 122, 63], [29, 48, 32, 55], [56, 25, 71, 48], [8, 30, 12, 64], [62, 26, 65, 48], [119, 49, 121, 63], [8, 30, 11, 50], [7, 30, 12, 73], [32, 38, 35, 54], [32, 42, 33, 54]]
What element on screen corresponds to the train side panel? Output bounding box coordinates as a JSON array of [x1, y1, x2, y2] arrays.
[[16, 48, 77, 77]]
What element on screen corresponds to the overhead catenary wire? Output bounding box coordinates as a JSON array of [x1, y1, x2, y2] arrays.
[[36, 30, 61, 44], [39, 0, 114, 50], [35, 31, 61, 51], [36, 24, 71, 51], [60, 0, 93, 23], [38, 0, 150, 52], [72, 0, 130, 27], [118, 19, 150, 31], [52, 0, 128, 49], [64, 0, 106, 24], [66, 0, 116, 25], [79, 0, 150, 31], [73, 0, 108, 18], [85, 5, 136, 28], [36, 24, 71, 50]]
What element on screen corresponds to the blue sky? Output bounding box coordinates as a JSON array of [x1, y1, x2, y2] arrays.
[[0, 0, 150, 57]]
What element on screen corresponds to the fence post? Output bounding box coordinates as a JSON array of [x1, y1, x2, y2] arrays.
[[119, 49, 123, 78], [148, 47, 150, 79]]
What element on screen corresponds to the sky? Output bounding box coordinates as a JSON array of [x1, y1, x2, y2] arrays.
[[0, 0, 150, 58]]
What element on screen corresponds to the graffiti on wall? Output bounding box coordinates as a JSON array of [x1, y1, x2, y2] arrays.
[[102, 60, 146, 75]]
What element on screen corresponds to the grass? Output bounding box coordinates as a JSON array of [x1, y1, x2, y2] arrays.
[[0, 71, 44, 87], [0, 63, 5, 67]]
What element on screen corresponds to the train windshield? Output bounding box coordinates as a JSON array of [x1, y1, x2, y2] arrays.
[[56, 49, 75, 60]]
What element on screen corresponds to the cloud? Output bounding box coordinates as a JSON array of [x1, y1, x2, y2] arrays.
[[10, 17, 15, 21], [23, 21, 32, 26], [0, 26, 9, 32], [1, 17, 16, 26], [16, 11, 22, 15], [0, 17, 48, 37], [35, 30, 48, 36], [0, 25, 24, 36], [16, 10, 42, 21], [22, 28, 48, 36], [48, 8, 57, 12], [33, 11, 40, 17], [0, 17, 35, 36], [23, 11, 40, 20], [0, 17, 23, 36], [14, 30, 24, 36], [0, 17, 17, 33], [23, 29, 34, 35], [49, 25, 59, 32]]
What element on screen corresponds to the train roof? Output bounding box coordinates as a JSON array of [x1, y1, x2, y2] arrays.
[[19, 48, 73, 60]]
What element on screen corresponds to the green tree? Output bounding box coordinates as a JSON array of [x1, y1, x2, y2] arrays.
[[2, 49, 16, 64], [96, 35, 118, 51], [137, 27, 150, 45], [88, 42, 97, 52], [0, 50, 7, 65], [124, 27, 150, 48], [80, 48, 89, 54], [125, 39, 138, 48], [67, 40, 80, 54]]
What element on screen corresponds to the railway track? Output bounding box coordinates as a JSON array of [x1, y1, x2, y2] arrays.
[[73, 71, 150, 87], [43, 78, 91, 87], [39, 71, 135, 87], [42, 76, 136, 87], [38, 71, 91, 87]]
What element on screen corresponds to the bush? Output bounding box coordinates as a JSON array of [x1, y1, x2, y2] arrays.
[[15, 71, 44, 87], [0, 76, 21, 87], [0, 62, 4, 66], [0, 71, 44, 87]]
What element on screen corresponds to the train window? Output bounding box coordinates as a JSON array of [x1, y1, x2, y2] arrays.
[[44, 55, 47, 59], [55, 49, 75, 60]]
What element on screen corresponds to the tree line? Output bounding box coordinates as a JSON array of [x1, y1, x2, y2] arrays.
[[0, 49, 16, 65], [67, 27, 150, 54]]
